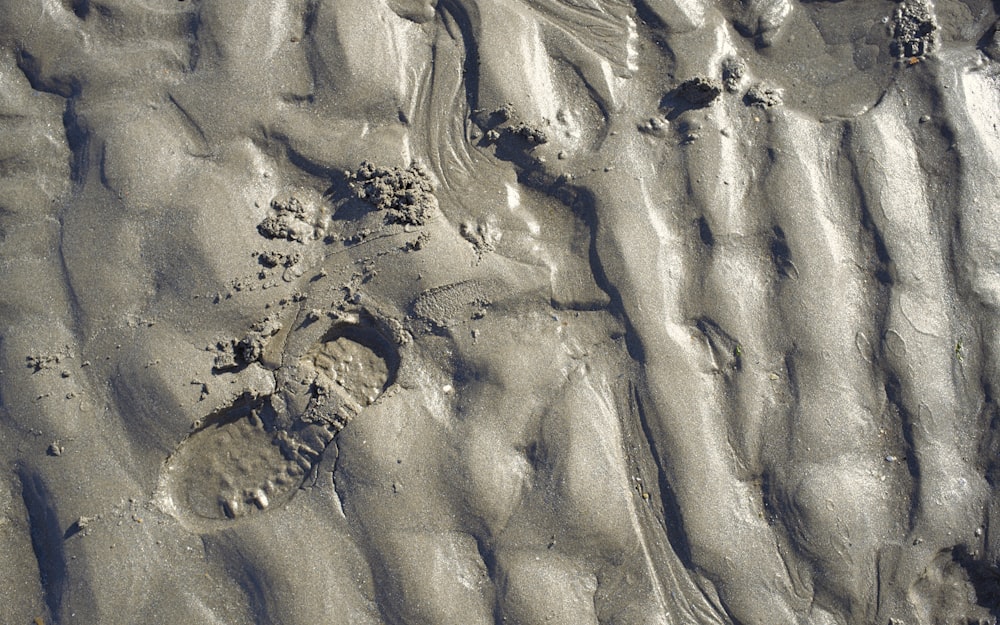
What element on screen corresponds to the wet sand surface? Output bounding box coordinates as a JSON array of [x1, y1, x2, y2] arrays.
[[3, 1, 1000, 623]]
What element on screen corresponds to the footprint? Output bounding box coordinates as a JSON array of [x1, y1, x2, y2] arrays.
[[157, 322, 396, 528]]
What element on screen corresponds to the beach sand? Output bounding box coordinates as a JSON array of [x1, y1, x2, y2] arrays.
[[3, 1, 1000, 623]]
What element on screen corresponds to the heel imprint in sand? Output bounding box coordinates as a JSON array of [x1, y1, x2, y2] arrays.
[[158, 323, 396, 525]]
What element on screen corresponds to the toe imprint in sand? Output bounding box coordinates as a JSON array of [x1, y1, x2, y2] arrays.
[[300, 335, 391, 424], [157, 326, 394, 527]]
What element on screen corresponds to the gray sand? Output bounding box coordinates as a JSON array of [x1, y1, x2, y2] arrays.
[[3, 1, 1000, 623]]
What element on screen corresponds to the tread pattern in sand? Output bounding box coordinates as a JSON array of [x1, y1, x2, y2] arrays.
[[158, 327, 394, 526]]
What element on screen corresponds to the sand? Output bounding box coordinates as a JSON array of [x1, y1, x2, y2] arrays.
[[2, 0, 1000, 623]]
